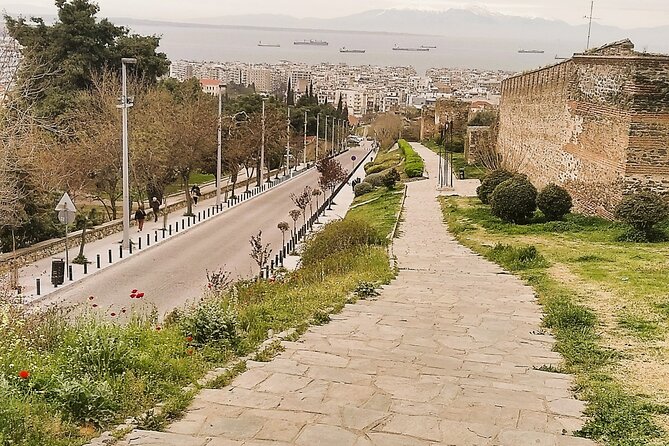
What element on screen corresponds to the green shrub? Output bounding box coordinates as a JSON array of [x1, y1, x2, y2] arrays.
[[180, 298, 240, 348], [487, 243, 547, 270], [364, 164, 386, 175], [615, 192, 669, 242], [398, 139, 424, 178], [364, 172, 385, 187], [354, 182, 374, 197], [490, 175, 537, 223], [537, 183, 573, 221], [354, 281, 380, 298], [301, 217, 385, 266], [476, 169, 513, 204], [383, 168, 401, 190]]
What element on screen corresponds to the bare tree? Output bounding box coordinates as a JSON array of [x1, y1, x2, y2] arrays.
[[249, 230, 271, 277], [277, 221, 289, 247], [370, 112, 402, 148], [312, 188, 322, 222], [317, 158, 348, 209], [289, 209, 301, 236], [290, 185, 312, 227]]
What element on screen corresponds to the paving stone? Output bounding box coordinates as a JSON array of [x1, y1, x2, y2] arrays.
[[294, 424, 359, 446]]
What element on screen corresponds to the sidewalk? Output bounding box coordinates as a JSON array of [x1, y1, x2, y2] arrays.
[[116, 143, 595, 445], [18, 165, 311, 303]]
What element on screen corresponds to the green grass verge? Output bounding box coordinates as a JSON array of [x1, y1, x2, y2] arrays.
[[164, 171, 215, 196], [440, 196, 669, 446], [363, 142, 403, 176], [422, 139, 487, 180], [349, 187, 405, 238], [0, 177, 403, 446], [398, 139, 424, 178]]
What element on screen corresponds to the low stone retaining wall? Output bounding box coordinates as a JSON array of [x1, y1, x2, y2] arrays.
[[0, 171, 282, 270]]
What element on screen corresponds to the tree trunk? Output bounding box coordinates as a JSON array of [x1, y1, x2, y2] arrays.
[[183, 172, 193, 216]]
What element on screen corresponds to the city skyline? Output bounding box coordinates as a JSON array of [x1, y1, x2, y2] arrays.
[[4, 0, 669, 29]]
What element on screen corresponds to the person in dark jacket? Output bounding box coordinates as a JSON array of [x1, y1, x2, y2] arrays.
[[134, 206, 146, 231], [150, 197, 161, 222], [190, 185, 201, 205]]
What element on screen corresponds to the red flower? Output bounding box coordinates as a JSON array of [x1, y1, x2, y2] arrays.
[[92, 303, 98, 308], [88, 295, 95, 300], [110, 312, 117, 317], [121, 308, 127, 313], [186, 348, 194, 356], [18, 370, 30, 379], [130, 293, 137, 299], [155, 325, 162, 331], [137, 292, 144, 298], [186, 336, 193, 342], [131, 289, 138, 293]]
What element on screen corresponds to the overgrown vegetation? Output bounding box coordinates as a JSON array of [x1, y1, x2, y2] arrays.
[[441, 196, 669, 446], [0, 178, 403, 446], [398, 139, 424, 178]]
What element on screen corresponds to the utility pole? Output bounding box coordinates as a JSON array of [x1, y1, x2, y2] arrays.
[[119, 57, 136, 250], [216, 83, 223, 206], [260, 98, 266, 185], [286, 107, 291, 177], [316, 113, 320, 162], [332, 118, 335, 155], [304, 110, 308, 166], [324, 115, 328, 158]]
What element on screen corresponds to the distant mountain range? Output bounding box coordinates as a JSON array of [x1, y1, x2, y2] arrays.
[[3, 6, 668, 58], [186, 8, 668, 53]]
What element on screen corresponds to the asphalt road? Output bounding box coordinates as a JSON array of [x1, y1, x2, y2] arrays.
[[38, 145, 369, 317]]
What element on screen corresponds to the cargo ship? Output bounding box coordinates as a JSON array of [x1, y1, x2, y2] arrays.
[[518, 49, 545, 54], [420, 45, 437, 49], [258, 41, 280, 47], [393, 45, 429, 52], [294, 39, 328, 46], [340, 47, 365, 53]]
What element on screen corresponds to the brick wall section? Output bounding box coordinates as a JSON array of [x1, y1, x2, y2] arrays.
[[466, 126, 492, 164], [497, 39, 669, 217]]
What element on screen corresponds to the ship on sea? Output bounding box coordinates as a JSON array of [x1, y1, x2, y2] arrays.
[[420, 45, 437, 49], [340, 47, 365, 53], [518, 49, 545, 54], [258, 41, 280, 47], [294, 39, 329, 46], [393, 45, 429, 52]]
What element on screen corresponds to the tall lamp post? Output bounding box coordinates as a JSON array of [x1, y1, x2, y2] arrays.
[[216, 83, 223, 207], [286, 107, 291, 177], [324, 115, 328, 159], [120, 57, 136, 250], [316, 112, 320, 162], [260, 98, 266, 185], [303, 110, 308, 166], [331, 118, 335, 156]]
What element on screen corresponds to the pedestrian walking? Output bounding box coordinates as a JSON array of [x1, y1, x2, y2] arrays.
[[150, 197, 161, 222], [190, 185, 201, 205], [134, 206, 146, 231]]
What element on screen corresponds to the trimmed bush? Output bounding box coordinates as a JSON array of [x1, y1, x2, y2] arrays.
[[537, 184, 573, 221], [615, 192, 669, 242], [354, 182, 374, 197], [476, 169, 513, 204], [490, 175, 538, 223], [383, 168, 401, 190], [398, 139, 424, 178], [364, 172, 386, 187]]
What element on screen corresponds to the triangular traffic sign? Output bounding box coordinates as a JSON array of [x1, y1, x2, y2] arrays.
[[55, 192, 77, 213]]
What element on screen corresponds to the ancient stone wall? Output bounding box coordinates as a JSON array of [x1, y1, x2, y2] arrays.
[[466, 126, 492, 164], [497, 40, 669, 217]]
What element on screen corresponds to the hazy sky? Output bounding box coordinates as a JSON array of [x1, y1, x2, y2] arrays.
[[5, 0, 669, 28]]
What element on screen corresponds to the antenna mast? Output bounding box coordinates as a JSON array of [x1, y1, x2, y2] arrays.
[[585, 1, 595, 50]]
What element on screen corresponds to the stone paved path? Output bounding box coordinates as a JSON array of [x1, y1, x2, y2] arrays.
[[119, 143, 595, 445]]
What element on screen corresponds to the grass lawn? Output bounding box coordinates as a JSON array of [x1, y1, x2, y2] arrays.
[[363, 142, 404, 178], [422, 139, 486, 180], [0, 177, 403, 446], [349, 186, 405, 238], [441, 196, 669, 446], [164, 172, 215, 196]]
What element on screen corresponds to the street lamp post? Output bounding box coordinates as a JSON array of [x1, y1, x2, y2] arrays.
[[303, 110, 307, 167], [216, 83, 223, 207], [260, 99, 266, 185], [286, 107, 291, 177], [316, 113, 320, 162], [324, 115, 328, 158], [120, 57, 136, 251], [331, 118, 335, 156]]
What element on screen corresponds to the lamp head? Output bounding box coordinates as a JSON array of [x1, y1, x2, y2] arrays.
[[121, 57, 137, 64]]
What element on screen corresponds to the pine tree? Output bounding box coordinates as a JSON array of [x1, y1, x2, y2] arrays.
[[309, 80, 314, 98], [336, 95, 343, 117], [286, 78, 294, 106]]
